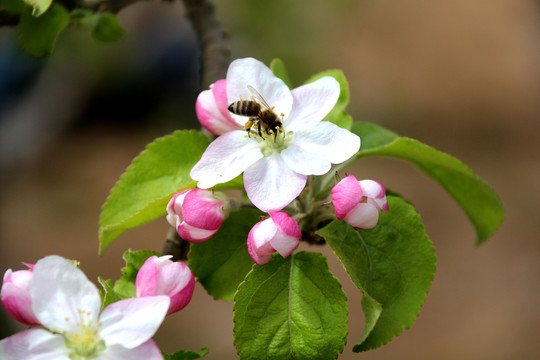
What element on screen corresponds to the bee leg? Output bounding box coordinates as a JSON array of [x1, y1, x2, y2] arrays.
[[245, 119, 254, 137], [258, 122, 263, 138]]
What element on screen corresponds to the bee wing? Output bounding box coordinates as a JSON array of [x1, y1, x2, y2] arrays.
[[247, 85, 271, 109]]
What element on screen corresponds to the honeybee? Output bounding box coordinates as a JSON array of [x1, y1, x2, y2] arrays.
[[228, 85, 283, 138]]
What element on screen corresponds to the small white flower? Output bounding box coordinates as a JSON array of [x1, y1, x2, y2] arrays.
[[0, 255, 169, 360], [190, 58, 360, 212]]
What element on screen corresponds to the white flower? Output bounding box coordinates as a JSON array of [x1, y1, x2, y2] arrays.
[[0, 255, 170, 360], [190, 58, 360, 212]]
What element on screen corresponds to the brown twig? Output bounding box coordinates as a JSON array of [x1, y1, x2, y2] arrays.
[[181, 0, 230, 89], [162, 226, 191, 261]]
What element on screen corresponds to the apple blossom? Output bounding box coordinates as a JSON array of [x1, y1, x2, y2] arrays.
[[166, 188, 226, 242], [331, 174, 389, 229], [136, 255, 195, 315], [190, 57, 361, 213], [1, 262, 40, 326], [196, 79, 242, 135], [247, 211, 301, 265], [0, 255, 169, 360]]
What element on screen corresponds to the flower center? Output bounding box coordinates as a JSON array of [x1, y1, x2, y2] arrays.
[[259, 129, 294, 157], [63, 310, 105, 360]]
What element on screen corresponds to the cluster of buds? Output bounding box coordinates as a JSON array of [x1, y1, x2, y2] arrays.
[[169, 176, 388, 265]]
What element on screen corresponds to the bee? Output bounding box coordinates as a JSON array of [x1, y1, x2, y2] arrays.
[[228, 85, 283, 138]]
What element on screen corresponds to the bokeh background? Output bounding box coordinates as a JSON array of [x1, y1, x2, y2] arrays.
[[1, 0, 539, 359]]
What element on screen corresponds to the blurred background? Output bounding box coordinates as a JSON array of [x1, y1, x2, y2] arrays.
[[1, 0, 539, 358]]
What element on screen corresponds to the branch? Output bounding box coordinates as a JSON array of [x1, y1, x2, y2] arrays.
[[181, 0, 230, 88], [162, 226, 191, 261], [161, 0, 230, 261]]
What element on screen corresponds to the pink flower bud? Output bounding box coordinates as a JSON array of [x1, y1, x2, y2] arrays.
[[196, 79, 242, 136], [331, 174, 389, 229], [136, 255, 195, 315], [247, 212, 301, 265], [1, 263, 40, 326], [167, 189, 226, 242]]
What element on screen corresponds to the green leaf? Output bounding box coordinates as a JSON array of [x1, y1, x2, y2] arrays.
[[92, 13, 125, 42], [99, 130, 211, 254], [234, 251, 348, 360], [114, 249, 160, 298], [18, 3, 69, 57], [189, 209, 262, 301], [304, 69, 352, 130], [318, 196, 436, 351], [98, 277, 124, 309], [163, 348, 209, 360], [353, 121, 505, 244], [269, 58, 292, 88], [98, 249, 160, 307], [70, 10, 124, 42]]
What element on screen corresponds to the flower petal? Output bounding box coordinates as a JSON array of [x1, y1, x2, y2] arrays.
[[281, 121, 360, 175], [0, 329, 68, 360], [331, 174, 363, 220], [190, 131, 263, 189], [284, 76, 340, 130], [247, 221, 275, 265], [1, 269, 40, 326], [226, 58, 293, 121], [99, 296, 169, 349], [344, 203, 380, 229], [358, 179, 386, 199], [196, 80, 241, 135], [135, 257, 160, 297], [268, 212, 300, 258], [243, 153, 307, 212], [182, 189, 225, 230], [177, 222, 218, 242], [100, 340, 163, 360], [31, 255, 101, 333], [212, 79, 235, 121]]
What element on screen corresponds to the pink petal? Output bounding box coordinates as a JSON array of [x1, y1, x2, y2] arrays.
[[166, 265, 195, 314], [135, 256, 160, 297], [247, 222, 275, 265], [181, 189, 225, 230], [99, 296, 169, 349], [196, 82, 241, 136], [344, 203, 380, 229], [270, 212, 301, 238], [285, 76, 340, 130], [165, 191, 189, 228], [190, 131, 263, 189], [331, 174, 363, 220], [212, 79, 237, 122], [1, 269, 40, 326], [177, 222, 218, 242], [243, 153, 307, 212]]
